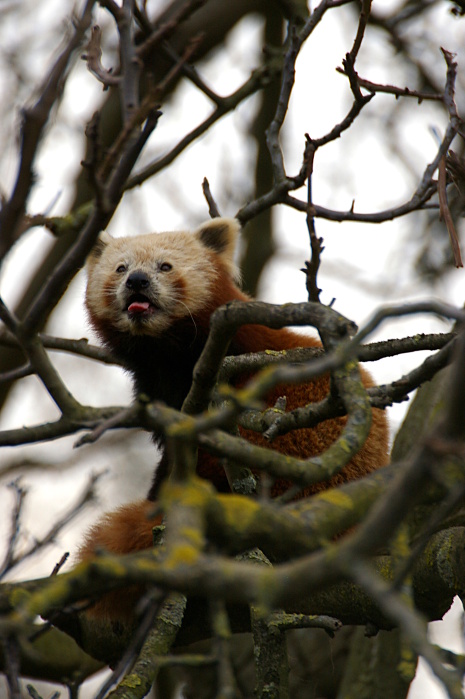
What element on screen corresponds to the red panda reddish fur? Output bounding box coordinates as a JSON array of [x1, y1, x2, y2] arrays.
[[79, 218, 388, 619]]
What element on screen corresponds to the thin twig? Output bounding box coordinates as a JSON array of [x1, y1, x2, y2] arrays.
[[335, 67, 443, 102], [95, 593, 167, 699], [51, 552, 70, 577], [0, 472, 102, 578], [349, 559, 464, 699], [0, 479, 28, 579], [265, 22, 300, 183], [302, 138, 323, 303], [126, 59, 280, 189], [119, 0, 141, 124], [3, 637, 21, 699], [0, 330, 123, 368], [202, 177, 221, 218], [74, 403, 142, 447], [82, 25, 121, 87], [99, 34, 200, 182], [438, 156, 463, 267], [347, 0, 372, 65], [136, 0, 207, 62], [0, 0, 96, 260], [20, 110, 161, 339]]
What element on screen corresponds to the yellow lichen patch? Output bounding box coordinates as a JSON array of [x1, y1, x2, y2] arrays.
[[120, 674, 142, 689], [264, 349, 287, 356], [9, 586, 31, 610], [254, 566, 277, 612], [164, 542, 200, 570], [397, 654, 417, 683], [333, 437, 354, 457], [160, 475, 214, 509], [375, 558, 394, 584], [85, 556, 128, 578], [316, 489, 354, 511], [23, 573, 73, 618], [217, 493, 262, 532], [166, 415, 197, 439], [178, 525, 205, 549], [391, 524, 410, 559], [135, 555, 163, 573]]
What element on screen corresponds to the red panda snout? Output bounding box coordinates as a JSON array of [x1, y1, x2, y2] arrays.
[[124, 271, 160, 319], [126, 270, 151, 292]]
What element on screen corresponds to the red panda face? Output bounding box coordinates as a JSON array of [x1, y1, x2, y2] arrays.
[[85, 219, 240, 338]]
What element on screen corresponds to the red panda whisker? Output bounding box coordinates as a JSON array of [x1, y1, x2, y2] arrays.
[[178, 299, 198, 343]]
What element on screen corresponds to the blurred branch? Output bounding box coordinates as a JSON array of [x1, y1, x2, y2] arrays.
[[0, 404, 135, 447], [0, 479, 27, 580], [0, 471, 102, 580], [126, 59, 281, 189], [6, 522, 465, 640], [96, 592, 186, 699], [369, 1, 443, 95], [117, 0, 141, 124], [349, 558, 463, 698], [438, 47, 464, 267], [0, 329, 452, 379], [0, 332, 122, 367], [0, 0, 96, 261], [0, 623, 104, 686], [3, 636, 21, 699], [136, 0, 208, 63], [82, 25, 121, 88], [240, 20, 463, 229], [12, 94, 161, 344]]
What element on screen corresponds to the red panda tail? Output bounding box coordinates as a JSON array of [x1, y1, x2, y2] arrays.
[[78, 500, 162, 620], [79, 500, 161, 559]]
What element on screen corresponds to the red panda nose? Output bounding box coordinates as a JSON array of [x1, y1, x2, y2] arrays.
[[126, 271, 150, 291]]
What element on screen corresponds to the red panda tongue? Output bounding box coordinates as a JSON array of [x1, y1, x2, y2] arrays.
[[128, 301, 151, 314]]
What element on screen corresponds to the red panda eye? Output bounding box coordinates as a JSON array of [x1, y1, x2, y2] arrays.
[[116, 264, 127, 274], [159, 262, 172, 272]]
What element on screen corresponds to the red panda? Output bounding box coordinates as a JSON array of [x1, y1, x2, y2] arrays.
[[80, 217, 388, 617]]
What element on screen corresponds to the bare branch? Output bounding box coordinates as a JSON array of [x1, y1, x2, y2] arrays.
[[119, 0, 141, 123], [0, 472, 101, 579], [0, 0, 96, 260], [0, 480, 28, 579], [126, 60, 280, 189], [136, 0, 207, 63], [0, 331, 120, 365], [19, 109, 161, 339], [202, 178, 221, 218], [82, 25, 121, 88], [335, 67, 444, 102], [438, 156, 463, 267], [347, 0, 372, 65], [302, 138, 323, 303]]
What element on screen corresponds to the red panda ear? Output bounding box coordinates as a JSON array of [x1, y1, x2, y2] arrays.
[[87, 231, 112, 264], [194, 218, 240, 258]]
